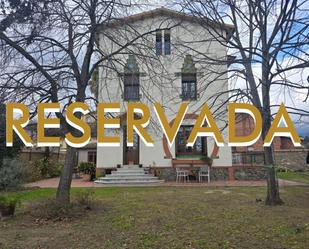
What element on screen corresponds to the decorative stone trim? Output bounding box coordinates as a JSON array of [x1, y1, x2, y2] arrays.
[[181, 55, 197, 74], [124, 54, 139, 74]]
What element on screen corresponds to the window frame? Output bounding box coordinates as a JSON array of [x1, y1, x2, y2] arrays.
[[175, 125, 207, 156], [123, 73, 140, 101], [87, 151, 97, 165], [155, 31, 162, 55], [164, 29, 171, 55], [181, 73, 197, 101]]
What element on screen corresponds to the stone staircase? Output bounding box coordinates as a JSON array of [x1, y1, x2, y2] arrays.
[[94, 165, 164, 185]]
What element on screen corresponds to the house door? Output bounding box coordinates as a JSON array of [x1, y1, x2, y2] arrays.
[[123, 127, 139, 165]]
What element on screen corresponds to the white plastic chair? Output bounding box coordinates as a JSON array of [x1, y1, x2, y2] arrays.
[[176, 168, 189, 183], [198, 166, 210, 183]]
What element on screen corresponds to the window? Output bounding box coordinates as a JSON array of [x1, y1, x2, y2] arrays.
[[123, 55, 140, 101], [156, 30, 171, 55], [182, 73, 197, 100], [88, 151, 97, 165], [124, 73, 140, 101], [164, 30, 171, 55], [176, 125, 207, 156], [155, 31, 162, 55]]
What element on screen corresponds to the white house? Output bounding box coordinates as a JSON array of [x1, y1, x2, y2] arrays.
[[94, 8, 235, 181]]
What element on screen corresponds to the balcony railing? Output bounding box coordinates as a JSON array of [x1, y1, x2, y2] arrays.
[[232, 152, 265, 166]]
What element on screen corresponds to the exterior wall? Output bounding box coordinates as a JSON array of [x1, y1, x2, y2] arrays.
[[274, 149, 309, 171], [140, 139, 171, 167], [78, 149, 97, 165], [96, 14, 232, 169], [280, 137, 296, 150], [20, 151, 66, 164], [96, 129, 123, 168], [77, 139, 98, 166], [233, 113, 297, 152], [77, 150, 88, 164]]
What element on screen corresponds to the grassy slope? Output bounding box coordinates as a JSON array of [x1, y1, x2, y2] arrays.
[[0, 186, 309, 249], [278, 171, 309, 184]]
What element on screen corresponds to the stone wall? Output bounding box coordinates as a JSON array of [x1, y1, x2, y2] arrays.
[[151, 167, 187, 181], [151, 167, 229, 181], [234, 167, 267, 180], [274, 149, 309, 171], [232, 149, 309, 172], [211, 168, 229, 180]]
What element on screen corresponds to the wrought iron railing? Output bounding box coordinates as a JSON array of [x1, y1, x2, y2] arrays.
[[232, 152, 265, 166]]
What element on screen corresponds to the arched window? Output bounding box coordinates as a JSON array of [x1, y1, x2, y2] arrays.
[[181, 55, 197, 101], [123, 55, 140, 101]]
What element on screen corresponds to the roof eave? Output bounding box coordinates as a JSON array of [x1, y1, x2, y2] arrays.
[[97, 7, 235, 42]]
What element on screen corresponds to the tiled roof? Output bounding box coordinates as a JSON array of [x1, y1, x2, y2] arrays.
[[99, 7, 234, 39]]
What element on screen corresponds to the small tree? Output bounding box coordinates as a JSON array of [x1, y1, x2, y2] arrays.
[[0, 159, 25, 191], [0, 103, 23, 165], [0, 103, 25, 191]]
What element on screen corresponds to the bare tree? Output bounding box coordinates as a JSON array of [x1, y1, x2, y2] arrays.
[[0, 0, 162, 204], [176, 0, 309, 205]]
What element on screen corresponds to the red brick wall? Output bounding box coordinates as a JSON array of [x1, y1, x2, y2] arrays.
[[233, 113, 294, 152], [279, 137, 296, 150]]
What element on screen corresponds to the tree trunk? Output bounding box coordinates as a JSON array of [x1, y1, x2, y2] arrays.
[[264, 147, 283, 206], [56, 91, 85, 205], [44, 147, 50, 161], [262, 109, 284, 206], [56, 145, 77, 204], [260, 21, 284, 205]]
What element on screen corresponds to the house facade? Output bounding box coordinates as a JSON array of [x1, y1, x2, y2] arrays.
[[95, 8, 236, 180]]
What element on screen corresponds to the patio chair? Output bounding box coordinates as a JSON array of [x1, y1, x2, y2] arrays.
[[198, 166, 210, 183], [176, 168, 189, 183]]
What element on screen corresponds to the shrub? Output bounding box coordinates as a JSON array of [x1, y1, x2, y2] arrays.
[[78, 162, 96, 180], [0, 158, 25, 191], [0, 193, 20, 217], [75, 190, 95, 209], [28, 198, 73, 221], [24, 159, 63, 182], [28, 193, 99, 221], [78, 162, 91, 173], [35, 159, 63, 178], [24, 161, 43, 182], [277, 166, 292, 173], [49, 161, 63, 177]]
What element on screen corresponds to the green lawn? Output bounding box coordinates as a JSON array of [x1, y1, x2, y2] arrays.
[[278, 171, 309, 184], [1, 186, 309, 249]]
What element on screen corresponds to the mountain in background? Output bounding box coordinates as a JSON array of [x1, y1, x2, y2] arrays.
[[297, 125, 309, 138]]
